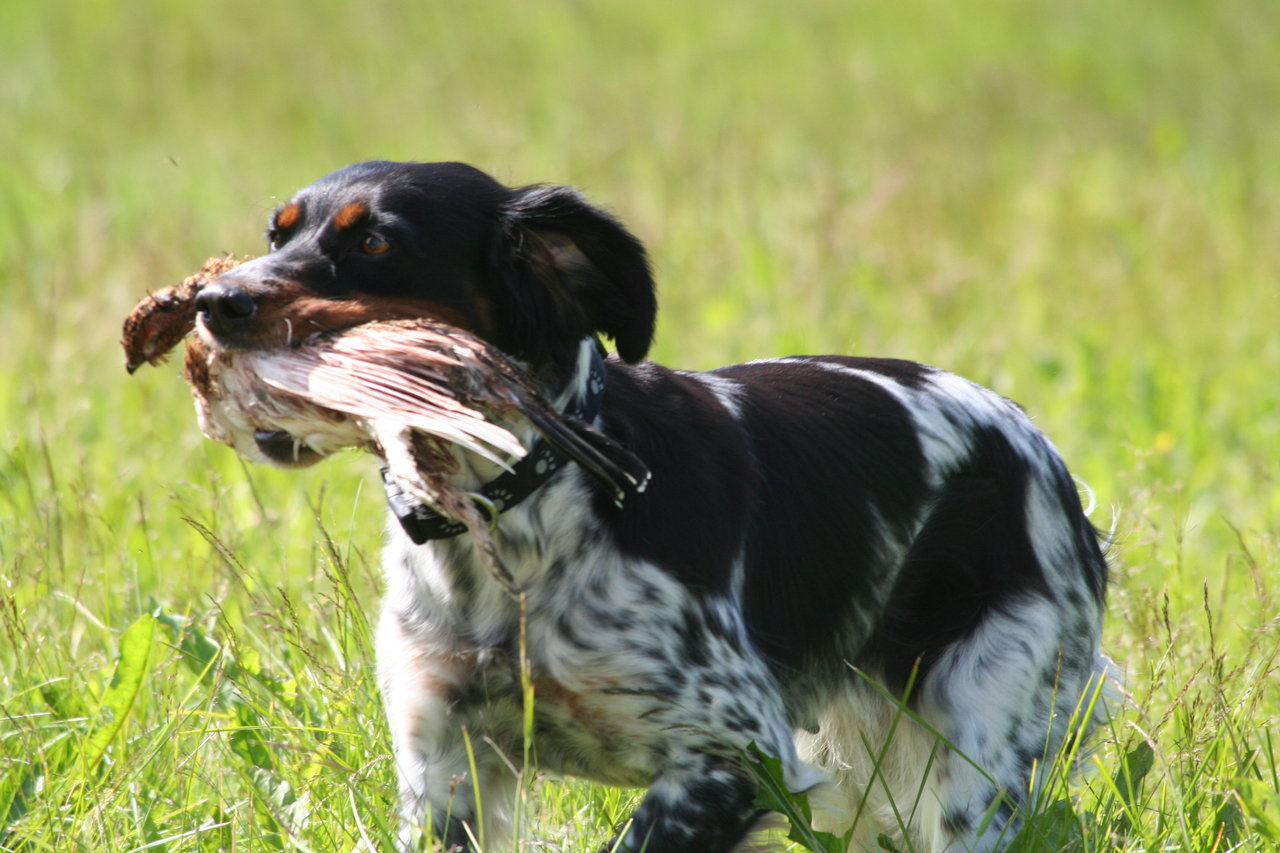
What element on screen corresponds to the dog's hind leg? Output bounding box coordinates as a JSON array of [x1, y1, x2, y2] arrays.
[[795, 679, 948, 852], [844, 594, 1101, 853], [799, 599, 1106, 852], [913, 595, 1109, 852]]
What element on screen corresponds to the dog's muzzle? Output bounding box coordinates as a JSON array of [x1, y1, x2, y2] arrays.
[[195, 280, 258, 342]]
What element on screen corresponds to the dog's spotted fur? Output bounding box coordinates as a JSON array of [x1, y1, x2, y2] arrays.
[[193, 161, 1111, 852]]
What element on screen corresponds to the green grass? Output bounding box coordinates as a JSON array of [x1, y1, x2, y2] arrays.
[[2, 0, 1279, 848]]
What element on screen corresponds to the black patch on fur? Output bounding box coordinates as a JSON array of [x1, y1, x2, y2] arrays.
[[865, 424, 1054, 692], [722, 358, 932, 674], [555, 612, 594, 650], [675, 608, 711, 668], [943, 808, 973, 835], [592, 362, 755, 591], [592, 356, 937, 679]]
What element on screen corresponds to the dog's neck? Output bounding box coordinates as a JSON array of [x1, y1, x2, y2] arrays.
[[382, 337, 605, 543], [541, 335, 608, 421]]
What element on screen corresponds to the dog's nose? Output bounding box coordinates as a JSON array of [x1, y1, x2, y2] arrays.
[[195, 281, 257, 336]]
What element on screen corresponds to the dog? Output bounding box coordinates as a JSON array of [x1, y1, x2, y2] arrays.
[[192, 161, 1112, 852]]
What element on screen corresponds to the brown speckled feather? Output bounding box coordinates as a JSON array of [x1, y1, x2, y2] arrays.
[[121, 255, 245, 373]]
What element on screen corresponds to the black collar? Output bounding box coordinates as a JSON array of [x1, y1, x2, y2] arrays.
[[381, 343, 608, 544]]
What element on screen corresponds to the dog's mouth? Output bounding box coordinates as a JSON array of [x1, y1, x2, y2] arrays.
[[253, 428, 325, 468]]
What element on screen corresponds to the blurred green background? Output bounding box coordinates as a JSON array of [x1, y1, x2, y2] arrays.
[[2, 0, 1279, 849]]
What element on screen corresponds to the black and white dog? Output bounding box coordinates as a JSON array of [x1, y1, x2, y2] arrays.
[[194, 161, 1112, 852]]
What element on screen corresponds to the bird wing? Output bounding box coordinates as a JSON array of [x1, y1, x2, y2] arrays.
[[247, 335, 527, 468]]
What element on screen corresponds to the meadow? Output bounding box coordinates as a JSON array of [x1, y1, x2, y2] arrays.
[[2, 0, 1279, 849]]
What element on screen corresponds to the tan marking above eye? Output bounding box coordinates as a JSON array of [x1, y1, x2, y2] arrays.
[[275, 202, 302, 230], [333, 201, 369, 230], [361, 233, 391, 255]]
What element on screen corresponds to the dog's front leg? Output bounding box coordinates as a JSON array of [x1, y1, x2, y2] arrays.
[[608, 753, 767, 853], [377, 607, 515, 852]]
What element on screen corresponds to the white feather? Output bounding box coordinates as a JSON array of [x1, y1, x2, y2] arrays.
[[246, 349, 527, 467]]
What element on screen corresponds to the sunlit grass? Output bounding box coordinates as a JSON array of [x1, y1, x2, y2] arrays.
[[2, 0, 1279, 849]]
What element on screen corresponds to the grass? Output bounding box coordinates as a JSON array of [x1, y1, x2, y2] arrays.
[[2, 0, 1279, 848]]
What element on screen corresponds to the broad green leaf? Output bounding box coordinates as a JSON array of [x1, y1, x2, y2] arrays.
[[81, 614, 157, 771], [748, 744, 848, 853], [1237, 779, 1280, 841], [1112, 741, 1155, 808]]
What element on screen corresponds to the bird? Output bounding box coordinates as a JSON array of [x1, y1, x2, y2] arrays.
[[123, 264, 648, 592], [121, 255, 244, 374]]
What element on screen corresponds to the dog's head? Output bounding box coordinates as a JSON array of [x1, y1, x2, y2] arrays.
[[195, 161, 656, 366]]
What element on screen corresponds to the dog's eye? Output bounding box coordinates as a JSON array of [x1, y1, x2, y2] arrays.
[[360, 233, 391, 255], [267, 227, 297, 252]]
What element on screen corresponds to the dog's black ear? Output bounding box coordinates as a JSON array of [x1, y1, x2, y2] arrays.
[[488, 185, 656, 364]]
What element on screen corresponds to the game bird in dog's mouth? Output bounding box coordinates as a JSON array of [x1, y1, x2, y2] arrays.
[[123, 161, 1112, 853], [122, 256, 648, 589]]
